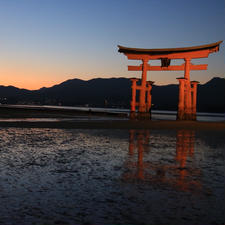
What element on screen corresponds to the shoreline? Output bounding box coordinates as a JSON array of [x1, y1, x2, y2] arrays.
[[0, 120, 225, 131], [0, 105, 128, 118], [0, 105, 224, 131]]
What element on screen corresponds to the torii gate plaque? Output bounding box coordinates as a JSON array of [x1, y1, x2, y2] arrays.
[[118, 41, 222, 120]]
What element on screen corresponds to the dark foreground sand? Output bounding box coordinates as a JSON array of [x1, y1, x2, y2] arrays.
[[0, 128, 224, 225]]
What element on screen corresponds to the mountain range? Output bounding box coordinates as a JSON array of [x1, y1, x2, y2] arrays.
[[0, 77, 224, 113]]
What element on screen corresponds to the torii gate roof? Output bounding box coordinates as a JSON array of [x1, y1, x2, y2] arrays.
[[118, 41, 222, 55]]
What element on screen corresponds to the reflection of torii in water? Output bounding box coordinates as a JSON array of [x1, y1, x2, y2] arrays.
[[122, 129, 202, 193]]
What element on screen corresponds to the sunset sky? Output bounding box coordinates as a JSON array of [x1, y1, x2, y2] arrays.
[[0, 0, 224, 90]]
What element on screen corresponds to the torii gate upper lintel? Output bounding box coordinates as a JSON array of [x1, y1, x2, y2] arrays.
[[118, 41, 223, 120]]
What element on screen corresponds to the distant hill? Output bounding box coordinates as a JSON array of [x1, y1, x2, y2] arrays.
[[197, 77, 225, 112], [0, 77, 224, 113]]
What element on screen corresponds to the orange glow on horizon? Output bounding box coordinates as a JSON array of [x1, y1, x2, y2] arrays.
[[0, 65, 96, 90], [1, 76, 66, 90], [0, 61, 127, 90], [0, 73, 67, 90], [0, 73, 123, 90], [0, 58, 102, 90]]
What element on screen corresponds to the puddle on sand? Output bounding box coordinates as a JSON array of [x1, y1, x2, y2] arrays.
[[0, 128, 224, 225]]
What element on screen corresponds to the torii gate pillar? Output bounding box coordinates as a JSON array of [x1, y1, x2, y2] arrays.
[[177, 58, 199, 120], [177, 58, 200, 120], [139, 59, 148, 113], [130, 76, 154, 120], [177, 78, 186, 120], [191, 81, 199, 120]]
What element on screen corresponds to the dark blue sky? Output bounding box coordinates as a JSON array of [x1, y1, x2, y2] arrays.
[[0, 0, 224, 89]]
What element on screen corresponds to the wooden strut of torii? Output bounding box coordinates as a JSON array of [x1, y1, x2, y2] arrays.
[[118, 41, 223, 120]]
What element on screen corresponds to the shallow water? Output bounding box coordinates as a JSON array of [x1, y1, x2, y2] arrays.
[[0, 128, 224, 225], [0, 116, 127, 122], [3, 104, 225, 121]]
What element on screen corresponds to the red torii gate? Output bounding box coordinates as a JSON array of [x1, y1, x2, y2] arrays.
[[118, 41, 222, 120]]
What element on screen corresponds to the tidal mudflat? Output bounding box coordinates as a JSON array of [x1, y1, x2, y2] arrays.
[[0, 128, 224, 225]]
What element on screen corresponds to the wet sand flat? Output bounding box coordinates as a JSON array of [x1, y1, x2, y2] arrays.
[[0, 128, 224, 225]]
